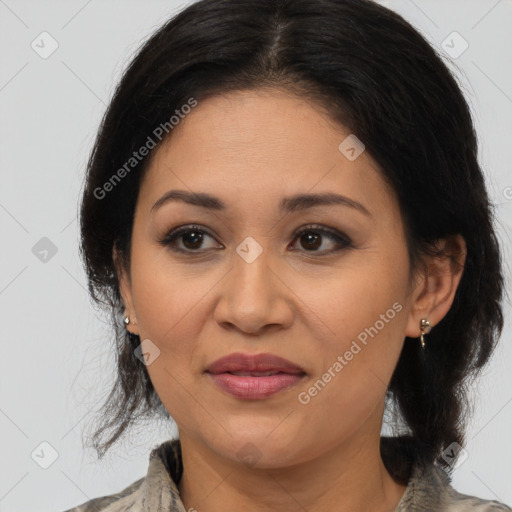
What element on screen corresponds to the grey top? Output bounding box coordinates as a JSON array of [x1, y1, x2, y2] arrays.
[[62, 438, 511, 512]]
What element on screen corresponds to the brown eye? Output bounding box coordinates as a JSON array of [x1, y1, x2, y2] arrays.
[[299, 232, 322, 250], [180, 229, 205, 250], [290, 225, 352, 254], [159, 225, 221, 253]]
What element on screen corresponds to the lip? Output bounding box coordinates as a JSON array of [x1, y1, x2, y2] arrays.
[[205, 352, 305, 375], [205, 352, 306, 400]]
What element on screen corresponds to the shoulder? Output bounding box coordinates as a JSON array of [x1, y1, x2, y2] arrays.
[[396, 461, 512, 511], [60, 438, 183, 512], [442, 483, 512, 511], [60, 476, 144, 512]]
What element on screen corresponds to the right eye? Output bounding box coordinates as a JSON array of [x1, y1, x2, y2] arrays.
[[158, 224, 222, 253]]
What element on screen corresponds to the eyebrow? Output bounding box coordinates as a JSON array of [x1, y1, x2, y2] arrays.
[[150, 190, 371, 217]]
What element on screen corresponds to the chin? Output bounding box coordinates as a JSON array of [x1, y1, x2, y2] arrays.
[[212, 433, 305, 469]]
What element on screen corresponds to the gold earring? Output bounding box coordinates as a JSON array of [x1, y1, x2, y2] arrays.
[[420, 318, 431, 349]]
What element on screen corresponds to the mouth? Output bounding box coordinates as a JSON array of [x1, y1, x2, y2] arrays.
[[204, 352, 306, 399]]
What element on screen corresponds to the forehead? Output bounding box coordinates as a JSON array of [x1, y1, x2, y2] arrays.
[[138, 89, 398, 221]]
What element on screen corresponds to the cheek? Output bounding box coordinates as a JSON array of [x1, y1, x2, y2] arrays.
[[294, 255, 408, 351], [127, 267, 210, 425], [133, 277, 200, 343], [128, 249, 210, 421], [294, 293, 407, 446], [293, 252, 409, 411], [129, 239, 212, 343]]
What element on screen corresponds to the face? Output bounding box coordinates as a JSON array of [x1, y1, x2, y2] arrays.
[[117, 88, 438, 468]]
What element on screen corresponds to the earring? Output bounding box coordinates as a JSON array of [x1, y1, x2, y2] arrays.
[[124, 315, 130, 325], [420, 318, 431, 349]]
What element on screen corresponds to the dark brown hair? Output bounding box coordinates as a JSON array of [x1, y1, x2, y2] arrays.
[[79, 0, 505, 480]]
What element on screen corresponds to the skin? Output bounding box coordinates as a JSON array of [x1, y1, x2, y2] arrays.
[[115, 88, 466, 512]]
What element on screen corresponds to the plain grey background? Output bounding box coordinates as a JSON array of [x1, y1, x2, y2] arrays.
[[0, 1, 511, 510]]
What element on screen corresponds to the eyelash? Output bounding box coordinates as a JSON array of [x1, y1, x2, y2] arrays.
[[158, 223, 353, 256]]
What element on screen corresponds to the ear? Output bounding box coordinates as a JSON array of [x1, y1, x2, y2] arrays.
[[112, 243, 139, 335], [405, 234, 467, 338]]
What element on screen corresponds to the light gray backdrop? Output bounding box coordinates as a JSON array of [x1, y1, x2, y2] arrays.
[[0, 1, 511, 511]]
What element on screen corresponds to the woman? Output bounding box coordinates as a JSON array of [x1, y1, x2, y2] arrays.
[[65, 0, 510, 510]]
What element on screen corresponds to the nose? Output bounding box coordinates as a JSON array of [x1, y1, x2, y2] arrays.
[[213, 243, 294, 335]]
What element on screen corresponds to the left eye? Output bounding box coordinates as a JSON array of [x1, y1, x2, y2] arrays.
[[159, 224, 352, 255], [290, 225, 352, 254]]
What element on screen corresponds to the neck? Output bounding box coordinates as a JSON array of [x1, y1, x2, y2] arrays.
[[178, 429, 407, 512]]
